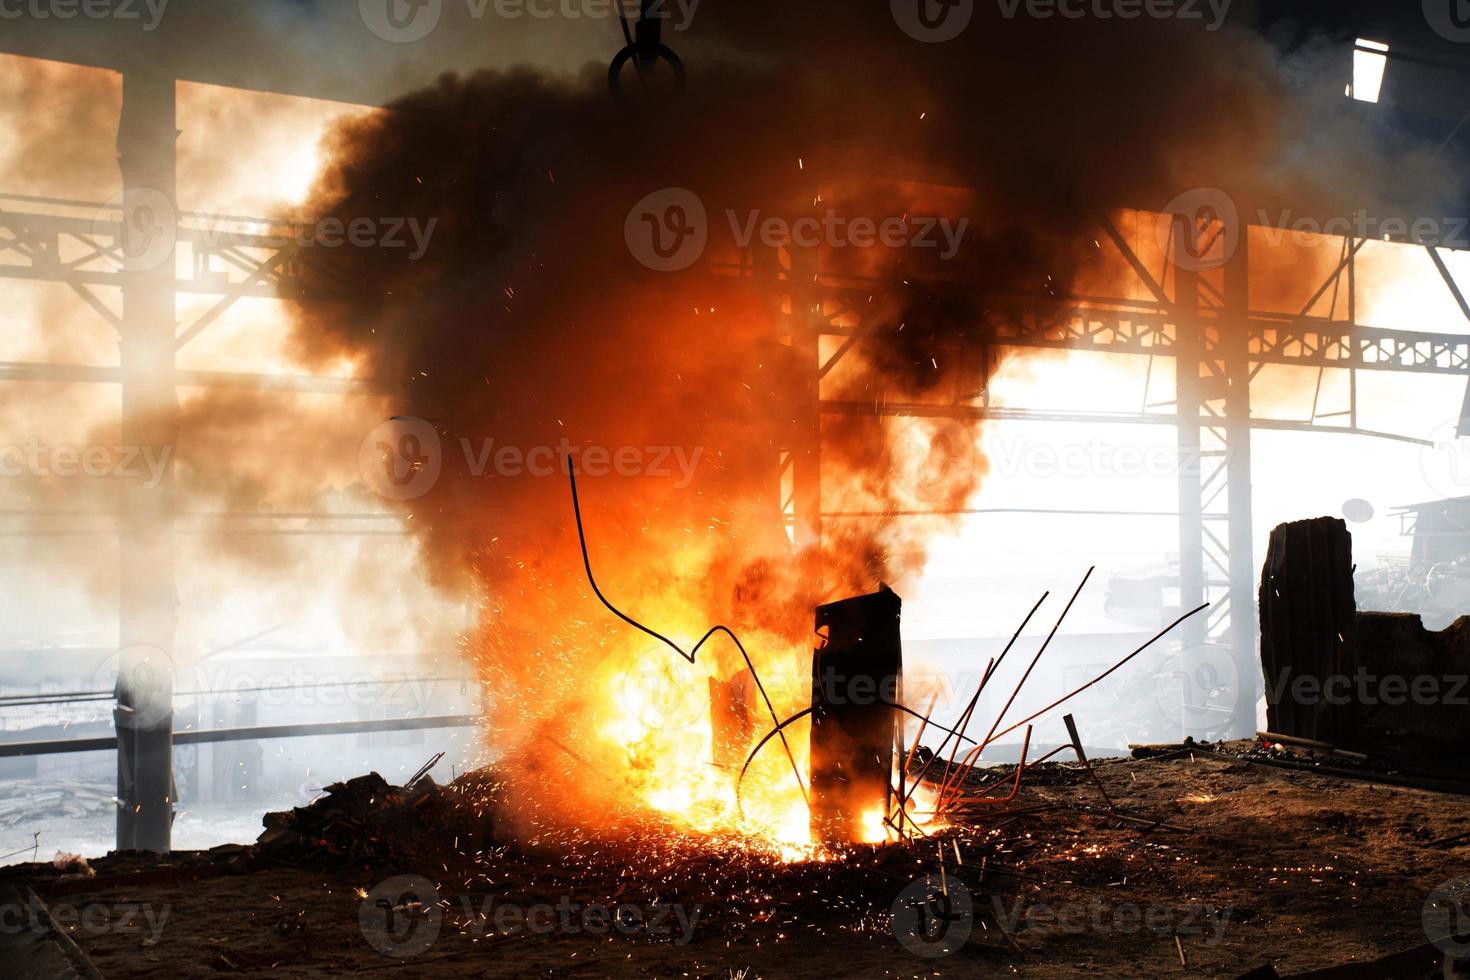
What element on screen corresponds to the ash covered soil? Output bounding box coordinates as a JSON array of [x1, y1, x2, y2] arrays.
[[6, 750, 1469, 979]]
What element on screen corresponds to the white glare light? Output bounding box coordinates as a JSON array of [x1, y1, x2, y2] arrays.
[[1351, 38, 1389, 104]]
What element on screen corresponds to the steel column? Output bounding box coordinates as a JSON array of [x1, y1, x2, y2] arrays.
[[1222, 228, 1257, 735], [788, 247, 823, 552], [1173, 217, 1207, 658], [115, 69, 178, 853]]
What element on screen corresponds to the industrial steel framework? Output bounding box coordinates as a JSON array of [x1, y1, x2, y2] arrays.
[[3, 60, 1470, 850], [737, 212, 1470, 745]]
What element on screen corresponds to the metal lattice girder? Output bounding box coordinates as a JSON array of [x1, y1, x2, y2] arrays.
[[0, 361, 397, 396], [794, 295, 1470, 377], [991, 308, 1470, 376], [0, 204, 351, 301], [816, 400, 1435, 446], [7, 204, 1467, 375], [987, 306, 1175, 354], [1250, 321, 1470, 374]]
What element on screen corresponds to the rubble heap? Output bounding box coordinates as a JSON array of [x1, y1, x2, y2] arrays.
[[255, 768, 501, 870]]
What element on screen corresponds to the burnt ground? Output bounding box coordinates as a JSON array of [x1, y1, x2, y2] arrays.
[[4, 745, 1470, 979]]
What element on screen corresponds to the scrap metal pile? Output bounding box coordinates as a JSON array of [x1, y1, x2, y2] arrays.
[[567, 467, 1206, 851]]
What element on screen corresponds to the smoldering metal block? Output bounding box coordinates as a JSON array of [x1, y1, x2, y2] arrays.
[[809, 583, 903, 844], [709, 668, 757, 771]]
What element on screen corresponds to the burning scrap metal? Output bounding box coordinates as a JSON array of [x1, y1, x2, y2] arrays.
[[567, 462, 1208, 846]]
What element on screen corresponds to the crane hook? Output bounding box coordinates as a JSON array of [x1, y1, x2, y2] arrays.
[[608, 0, 686, 95]]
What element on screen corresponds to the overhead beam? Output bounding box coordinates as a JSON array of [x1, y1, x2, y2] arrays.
[[818, 400, 1431, 446], [0, 714, 481, 759], [0, 360, 401, 395]]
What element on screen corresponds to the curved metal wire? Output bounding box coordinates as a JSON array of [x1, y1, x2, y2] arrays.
[[567, 464, 807, 804], [734, 701, 984, 820]]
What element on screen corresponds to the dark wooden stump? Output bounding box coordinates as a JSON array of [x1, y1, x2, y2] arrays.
[[1258, 517, 1358, 742]]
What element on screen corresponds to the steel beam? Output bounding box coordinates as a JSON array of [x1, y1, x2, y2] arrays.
[[1222, 225, 1257, 738], [1172, 217, 1208, 677], [0, 714, 480, 759], [0, 361, 399, 395], [114, 69, 177, 854], [788, 247, 824, 552]]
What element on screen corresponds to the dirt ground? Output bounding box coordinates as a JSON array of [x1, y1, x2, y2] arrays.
[[6, 749, 1470, 979]]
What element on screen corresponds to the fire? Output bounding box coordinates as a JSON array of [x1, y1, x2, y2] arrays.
[[591, 623, 818, 855], [581, 614, 950, 857]]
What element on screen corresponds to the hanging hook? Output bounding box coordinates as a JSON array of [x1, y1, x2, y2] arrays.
[[608, 0, 686, 95]]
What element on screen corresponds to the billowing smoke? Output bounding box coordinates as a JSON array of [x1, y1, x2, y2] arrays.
[[4, 2, 1461, 840], [262, 4, 1466, 838]]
